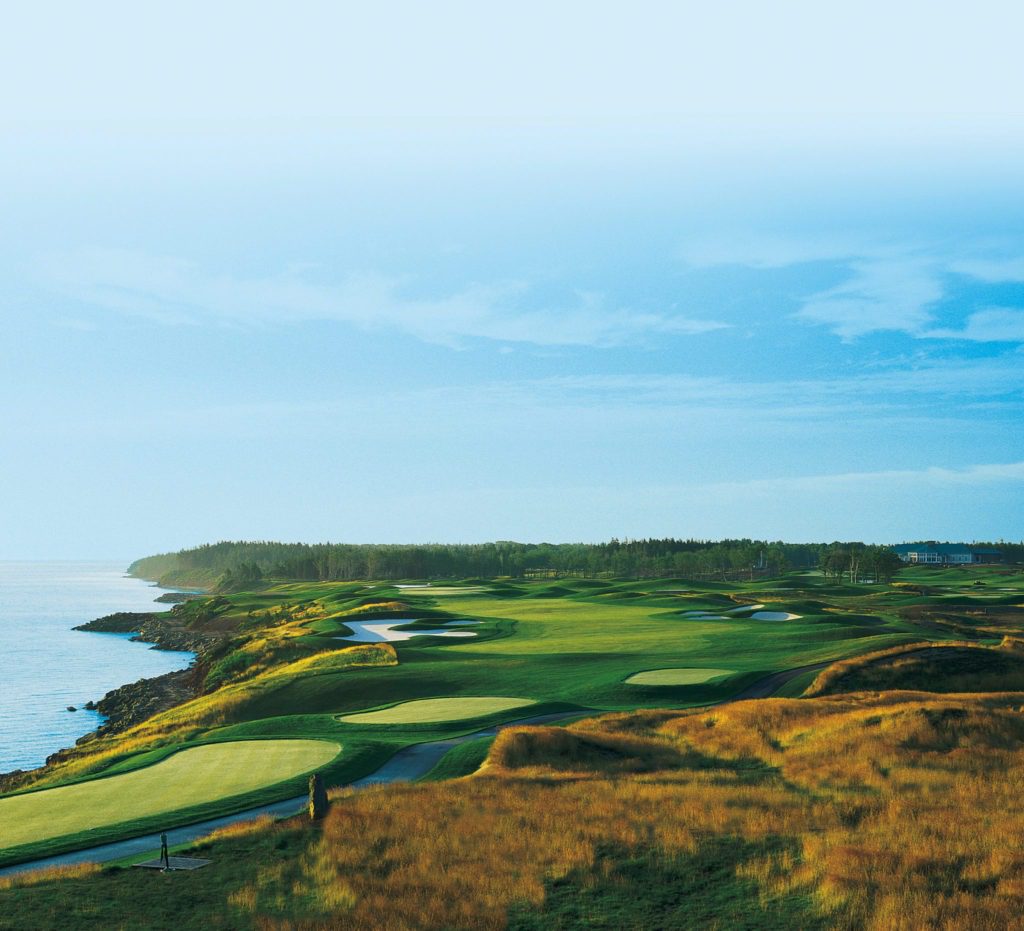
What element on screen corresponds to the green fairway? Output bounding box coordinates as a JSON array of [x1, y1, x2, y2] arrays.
[[338, 697, 535, 724], [625, 668, 735, 686], [0, 739, 339, 850]]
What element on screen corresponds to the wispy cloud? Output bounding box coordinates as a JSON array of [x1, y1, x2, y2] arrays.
[[38, 248, 729, 349], [700, 459, 1024, 495], [925, 308, 1024, 342], [796, 257, 943, 339], [681, 235, 1024, 343]]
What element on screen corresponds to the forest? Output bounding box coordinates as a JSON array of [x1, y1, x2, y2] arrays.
[[124, 537, 1016, 587]]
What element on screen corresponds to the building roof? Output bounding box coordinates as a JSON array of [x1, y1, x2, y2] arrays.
[[891, 542, 1001, 555]]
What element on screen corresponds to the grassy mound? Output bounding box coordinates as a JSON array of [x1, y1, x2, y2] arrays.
[[486, 725, 678, 774], [419, 736, 495, 781], [337, 697, 535, 725], [805, 641, 1024, 696], [625, 667, 735, 686], [0, 739, 339, 852]]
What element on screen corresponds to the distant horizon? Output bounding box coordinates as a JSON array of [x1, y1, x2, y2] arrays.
[[7, 534, 1021, 566]]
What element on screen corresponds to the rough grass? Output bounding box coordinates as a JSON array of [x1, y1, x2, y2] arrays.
[[267, 692, 1024, 929], [804, 641, 1024, 697], [0, 740, 339, 851], [625, 667, 735, 686], [10, 691, 1024, 928], [337, 697, 536, 725]]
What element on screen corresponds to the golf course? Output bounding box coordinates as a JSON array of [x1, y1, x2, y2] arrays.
[[5, 559, 1024, 872], [3, 556, 1024, 929]]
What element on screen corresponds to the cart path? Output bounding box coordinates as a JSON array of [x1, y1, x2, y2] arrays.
[[0, 662, 827, 878]]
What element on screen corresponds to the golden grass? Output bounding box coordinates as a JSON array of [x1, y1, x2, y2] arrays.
[[0, 862, 100, 891], [201, 814, 278, 844], [338, 601, 410, 616], [803, 641, 992, 697], [226, 691, 1024, 930]]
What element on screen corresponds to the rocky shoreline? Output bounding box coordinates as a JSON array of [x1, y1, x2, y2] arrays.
[[74, 610, 213, 653], [0, 600, 221, 793], [70, 608, 226, 735]]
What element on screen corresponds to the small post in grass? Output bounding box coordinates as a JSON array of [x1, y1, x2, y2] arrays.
[[309, 772, 329, 821]]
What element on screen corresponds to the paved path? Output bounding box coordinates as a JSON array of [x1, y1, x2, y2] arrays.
[[0, 664, 822, 878]]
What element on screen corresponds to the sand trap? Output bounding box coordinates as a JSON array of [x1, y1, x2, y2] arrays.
[[682, 605, 799, 622], [395, 585, 487, 595], [626, 668, 735, 686], [337, 619, 479, 642], [337, 697, 535, 725]]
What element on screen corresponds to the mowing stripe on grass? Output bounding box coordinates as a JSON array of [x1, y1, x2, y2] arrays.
[[626, 668, 735, 686], [338, 697, 535, 725], [0, 739, 339, 852]]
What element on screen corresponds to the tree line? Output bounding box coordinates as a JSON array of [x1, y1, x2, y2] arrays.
[[125, 537, 1018, 585]]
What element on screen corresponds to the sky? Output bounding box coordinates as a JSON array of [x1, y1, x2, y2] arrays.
[[3, 1, 1024, 558]]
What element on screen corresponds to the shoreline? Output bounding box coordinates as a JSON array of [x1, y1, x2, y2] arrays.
[[0, 579, 215, 793]]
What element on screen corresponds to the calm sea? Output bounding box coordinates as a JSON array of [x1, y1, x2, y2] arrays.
[[0, 561, 194, 772]]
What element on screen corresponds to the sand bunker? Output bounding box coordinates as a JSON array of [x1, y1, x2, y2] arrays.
[[337, 619, 479, 642], [626, 668, 735, 686], [395, 585, 487, 595], [682, 604, 800, 622], [337, 697, 535, 725]]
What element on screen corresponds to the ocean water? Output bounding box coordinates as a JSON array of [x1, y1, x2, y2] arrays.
[[0, 561, 194, 772]]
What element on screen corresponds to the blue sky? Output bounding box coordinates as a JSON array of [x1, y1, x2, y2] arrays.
[[3, 2, 1024, 558]]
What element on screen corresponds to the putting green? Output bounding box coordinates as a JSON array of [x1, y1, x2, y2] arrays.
[[626, 668, 735, 686], [0, 739, 339, 852], [337, 697, 535, 725]]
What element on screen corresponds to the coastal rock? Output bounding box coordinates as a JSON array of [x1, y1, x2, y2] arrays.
[[13, 599, 228, 786], [154, 592, 204, 604], [90, 667, 200, 736], [75, 611, 150, 634], [75, 610, 218, 653], [0, 767, 41, 793]]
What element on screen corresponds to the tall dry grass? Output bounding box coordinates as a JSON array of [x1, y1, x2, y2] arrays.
[[803, 641, 996, 697], [0, 862, 100, 891], [226, 691, 1024, 929]]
